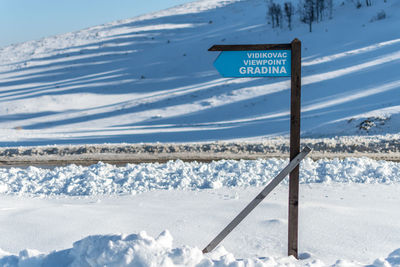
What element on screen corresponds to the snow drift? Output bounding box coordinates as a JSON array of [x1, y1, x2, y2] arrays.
[[1, 230, 400, 267], [1, 157, 400, 196]]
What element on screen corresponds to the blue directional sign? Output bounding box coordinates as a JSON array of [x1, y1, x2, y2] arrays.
[[213, 50, 291, 78]]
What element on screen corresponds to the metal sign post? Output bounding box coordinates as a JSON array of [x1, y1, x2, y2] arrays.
[[289, 38, 301, 259], [207, 38, 302, 258]]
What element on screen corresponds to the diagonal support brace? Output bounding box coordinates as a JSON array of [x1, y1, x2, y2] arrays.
[[202, 146, 312, 254]]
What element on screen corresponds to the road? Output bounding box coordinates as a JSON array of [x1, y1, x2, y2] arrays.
[[1, 137, 399, 166]]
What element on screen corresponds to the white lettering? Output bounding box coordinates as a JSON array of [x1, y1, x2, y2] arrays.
[[238, 65, 288, 75], [242, 59, 287, 66], [246, 51, 288, 59]]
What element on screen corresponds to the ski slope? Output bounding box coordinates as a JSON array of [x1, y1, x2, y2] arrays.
[[0, 0, 399, 146]]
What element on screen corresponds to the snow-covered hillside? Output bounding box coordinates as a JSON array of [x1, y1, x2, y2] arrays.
[[0, 0, 399, 146]]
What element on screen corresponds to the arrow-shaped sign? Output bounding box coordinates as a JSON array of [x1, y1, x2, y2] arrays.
[[213, 50, 291, 78]]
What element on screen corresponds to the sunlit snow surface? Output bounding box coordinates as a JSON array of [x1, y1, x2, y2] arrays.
[[0, 158, 400, 196], [1, 230, 399, 266], [0, 0, 399, 145], [0, 159, 400, 266]]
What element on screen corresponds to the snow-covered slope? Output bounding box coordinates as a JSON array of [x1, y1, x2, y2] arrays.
[[0, 0, 399, 146]]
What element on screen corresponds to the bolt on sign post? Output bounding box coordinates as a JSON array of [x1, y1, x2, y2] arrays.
[[206, 39, 302, 258]]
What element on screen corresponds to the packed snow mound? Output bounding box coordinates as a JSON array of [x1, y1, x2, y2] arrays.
[[1, 158, 400, 196], [0, 230, 207, 267], [0, 0, 399, 145], [1, 230, 400, 267]]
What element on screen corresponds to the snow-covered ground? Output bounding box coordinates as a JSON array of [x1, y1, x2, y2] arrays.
[[1, 158, 400, 196], [1, 158, 400, 266], [2, 185, 400, 266], [0, 0, 399, 145]]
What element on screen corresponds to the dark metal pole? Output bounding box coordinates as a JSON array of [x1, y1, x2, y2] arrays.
[[288, 38, 301, 258]]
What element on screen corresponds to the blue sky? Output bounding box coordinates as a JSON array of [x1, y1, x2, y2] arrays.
[[0, 0, 194, 47]]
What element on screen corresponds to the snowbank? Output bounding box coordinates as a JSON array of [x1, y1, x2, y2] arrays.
[[1, 158, 400, 196], [0, 230, 399, 267]]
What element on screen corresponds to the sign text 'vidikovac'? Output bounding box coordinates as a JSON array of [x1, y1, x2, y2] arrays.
[[213, 50, 291, 78]]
